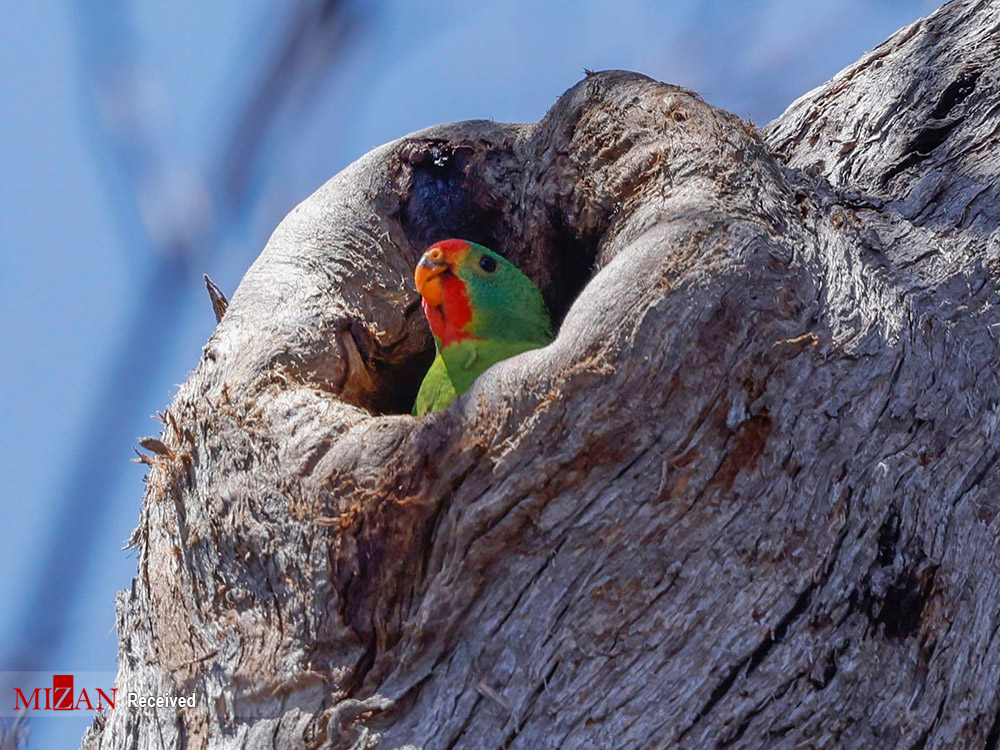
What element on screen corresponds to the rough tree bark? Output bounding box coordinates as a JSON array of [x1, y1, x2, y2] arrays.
[[83, 0, 1000, 748]]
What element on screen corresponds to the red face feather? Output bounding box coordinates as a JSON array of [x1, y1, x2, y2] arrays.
[[415, 240, 479, 347], [421, 275, 475, 346], [432, 238, 473, 256]]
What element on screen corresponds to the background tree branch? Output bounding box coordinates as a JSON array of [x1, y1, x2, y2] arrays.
[[84, 0, 1000, 747]]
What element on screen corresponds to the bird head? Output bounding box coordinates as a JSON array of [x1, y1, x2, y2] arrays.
[[414, 239, 552, 348]]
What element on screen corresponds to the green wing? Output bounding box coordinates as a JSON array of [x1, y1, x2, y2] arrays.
[[413, 339, 545, 416], [413, 353, 458, 416]]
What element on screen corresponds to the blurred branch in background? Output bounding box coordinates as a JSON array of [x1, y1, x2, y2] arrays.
[[0, 715, 29, 750], [2, 0, 356, 672], [220, 0, 356, 210]]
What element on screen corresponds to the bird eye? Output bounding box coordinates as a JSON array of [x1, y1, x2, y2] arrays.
[[479, 255, 497, 273]]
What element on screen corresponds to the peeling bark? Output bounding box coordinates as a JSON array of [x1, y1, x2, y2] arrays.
[[84, 1, 1000, 748]]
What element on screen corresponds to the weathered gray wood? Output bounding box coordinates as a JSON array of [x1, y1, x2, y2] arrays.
[[83, 1, 1000, 748]]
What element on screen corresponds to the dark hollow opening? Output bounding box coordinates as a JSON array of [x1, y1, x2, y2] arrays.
[[371, 137, 602, 415]]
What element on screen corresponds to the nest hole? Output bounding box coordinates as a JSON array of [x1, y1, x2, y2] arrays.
[[369, 139, 603, 415]]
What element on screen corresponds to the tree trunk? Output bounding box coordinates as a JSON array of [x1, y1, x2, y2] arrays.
[[82, 1, 1000, 748]]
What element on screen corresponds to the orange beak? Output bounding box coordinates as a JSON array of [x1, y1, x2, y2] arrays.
[[414, 245, 450, 307]]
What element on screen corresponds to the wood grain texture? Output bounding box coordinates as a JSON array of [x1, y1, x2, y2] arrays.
[[83, 2, 1000, 748]]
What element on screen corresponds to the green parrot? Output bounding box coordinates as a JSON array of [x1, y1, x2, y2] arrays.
[[412, 239, 554, 416]]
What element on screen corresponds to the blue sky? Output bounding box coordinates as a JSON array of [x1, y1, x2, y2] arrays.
[[0, 0, 938, 746]]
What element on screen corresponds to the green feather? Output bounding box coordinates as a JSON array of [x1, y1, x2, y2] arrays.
[[413, 244, 553, 416], [413, 353, 458, 415]]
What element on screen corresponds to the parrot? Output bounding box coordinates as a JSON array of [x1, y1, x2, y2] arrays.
[[412, 238, 554, 416]]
